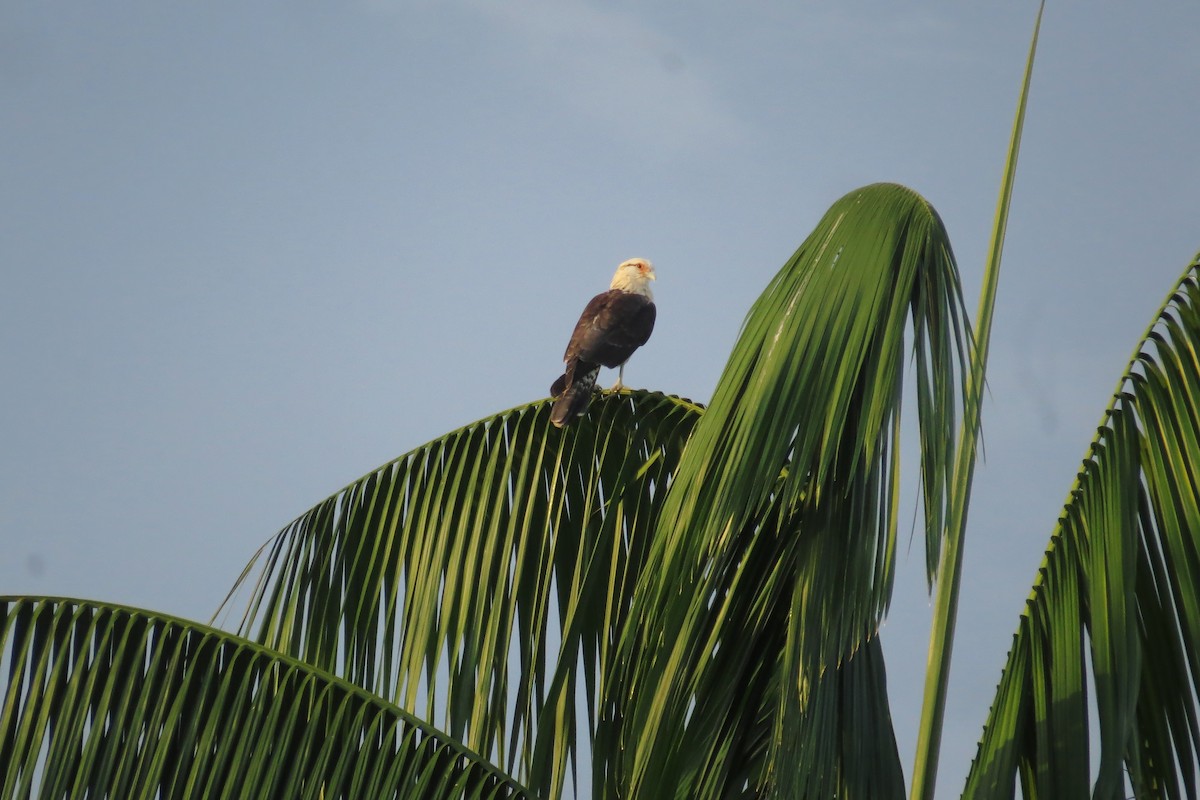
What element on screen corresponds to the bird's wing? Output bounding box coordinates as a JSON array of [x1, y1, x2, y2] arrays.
[[563, 290, 656, 368]]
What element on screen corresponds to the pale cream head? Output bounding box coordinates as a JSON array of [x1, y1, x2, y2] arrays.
[[609, 258, 656, 299]]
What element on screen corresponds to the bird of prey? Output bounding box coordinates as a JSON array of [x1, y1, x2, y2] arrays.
[[549, 258, 657, 427]]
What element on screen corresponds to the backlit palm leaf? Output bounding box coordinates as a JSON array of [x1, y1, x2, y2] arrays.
[[221, 393, 701, 798], [609, 183, 971, 797], [0, 596, 527, 800], [963, 255, 1200, 799]]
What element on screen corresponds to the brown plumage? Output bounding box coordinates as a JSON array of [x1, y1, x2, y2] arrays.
[[550, 259, 657, 427]]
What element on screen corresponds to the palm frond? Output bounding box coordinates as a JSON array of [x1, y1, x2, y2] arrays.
[[610, 183, 971, 796], [911, 7, 1043, 796], [220, 392, 701, 798], [963, 254, 1200, 799], [0, 596, 528, 800]]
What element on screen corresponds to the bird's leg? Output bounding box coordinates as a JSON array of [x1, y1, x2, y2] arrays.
[[610, 364, 626, 392]]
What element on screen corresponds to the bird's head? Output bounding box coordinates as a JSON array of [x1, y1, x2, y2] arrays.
[[610, 258, 656, 298]]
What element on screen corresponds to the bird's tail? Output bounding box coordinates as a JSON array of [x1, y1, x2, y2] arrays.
[[550, 365, 599, 427]]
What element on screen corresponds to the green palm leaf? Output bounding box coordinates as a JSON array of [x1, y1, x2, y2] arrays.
[[610, 183, 971, 797], [963, 254, 1200, 799], [0, 596, 528, 799], [221, 392, 701, 798], [911, 8, 1042, 795]]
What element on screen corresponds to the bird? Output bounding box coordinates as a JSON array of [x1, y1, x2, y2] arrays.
[[549, 258, 657, 427]]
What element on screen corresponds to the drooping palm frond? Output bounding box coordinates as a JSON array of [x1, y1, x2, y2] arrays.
[[220, 392, 701, 798], [601, 477, 907, 799], [0, 596, 528, 800], [963, 255, 1200, 799], [609, 183, 972, 797]]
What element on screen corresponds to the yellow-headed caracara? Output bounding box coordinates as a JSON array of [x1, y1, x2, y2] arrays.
[[549, 258, 656, 427]]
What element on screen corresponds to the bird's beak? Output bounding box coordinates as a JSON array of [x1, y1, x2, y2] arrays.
[[648, 267, 657, 281]]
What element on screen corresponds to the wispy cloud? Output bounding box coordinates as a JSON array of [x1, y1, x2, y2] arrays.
[[800, 7, 970, 65], [392, 0, 749, 156]]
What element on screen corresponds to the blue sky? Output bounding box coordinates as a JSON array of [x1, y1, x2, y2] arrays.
[[3, 2, 1198, 794]]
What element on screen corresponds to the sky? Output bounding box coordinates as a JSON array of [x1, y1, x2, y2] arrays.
[[2, 2, 1198, 795]]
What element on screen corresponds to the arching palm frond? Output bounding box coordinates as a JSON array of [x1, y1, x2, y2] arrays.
[[610, 183, 972, 797], [964, 255, 1200, 799], [0, 596, 527, 800], [220, 393, 701, 798]]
